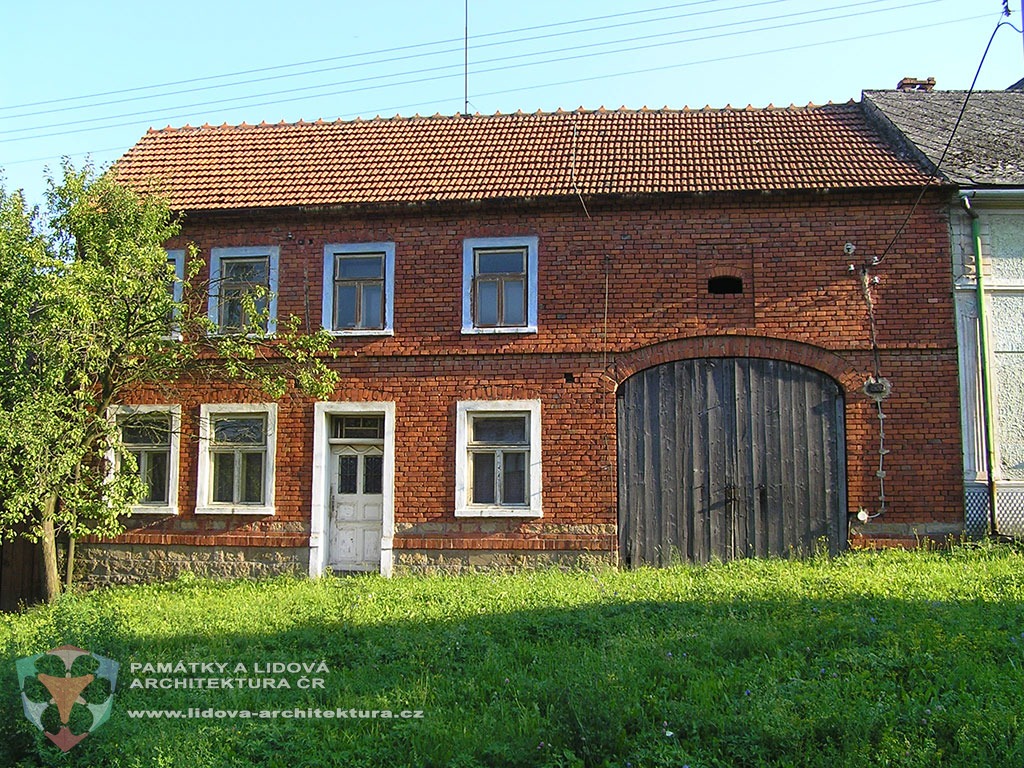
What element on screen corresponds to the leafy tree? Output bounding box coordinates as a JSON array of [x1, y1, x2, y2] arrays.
[[0, 162, 337, 602]]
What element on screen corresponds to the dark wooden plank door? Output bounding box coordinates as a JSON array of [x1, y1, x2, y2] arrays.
[[618, 357, 846, 566], [0, 535, 44, 612]]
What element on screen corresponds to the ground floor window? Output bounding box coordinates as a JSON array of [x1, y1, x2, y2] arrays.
[[110, 405, 181, 514], [197, 404, 278, 515], [455, 400, 542, 517]]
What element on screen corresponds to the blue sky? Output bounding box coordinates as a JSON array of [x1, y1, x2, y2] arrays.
[[1, 0, 1021, 206]]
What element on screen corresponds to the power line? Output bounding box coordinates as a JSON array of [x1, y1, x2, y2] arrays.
[[0, 0, 960, 143], [0, 0, 783, 114], [0, 11, 987, 170], [854, 6, 1013, 522], [1, 0, 801, 122], [0, 146, 129, 169], [0, 0, 912, 128], [461, 12, 988, 109], [872, 8, 1015, 266]]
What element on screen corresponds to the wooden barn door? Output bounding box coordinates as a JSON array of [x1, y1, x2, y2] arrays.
[[0, 535, 44, 611], [617, 358, 846, 566]]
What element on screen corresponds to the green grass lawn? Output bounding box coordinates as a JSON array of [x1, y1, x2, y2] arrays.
[[3, 543, 1024, 767]]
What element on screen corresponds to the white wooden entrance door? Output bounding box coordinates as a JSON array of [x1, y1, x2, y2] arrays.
[[328, 445, 384, 571]]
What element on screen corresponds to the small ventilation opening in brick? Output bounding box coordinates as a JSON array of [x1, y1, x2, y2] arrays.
[[708, 275, 744, 295]]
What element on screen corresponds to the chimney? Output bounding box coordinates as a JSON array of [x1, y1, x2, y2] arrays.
[[896, 77, 936, 92]]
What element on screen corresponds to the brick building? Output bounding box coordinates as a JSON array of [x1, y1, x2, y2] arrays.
[[79, 104, 964, 583]]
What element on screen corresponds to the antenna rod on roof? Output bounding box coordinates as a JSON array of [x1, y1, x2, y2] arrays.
[[464, 0, 469, 115]]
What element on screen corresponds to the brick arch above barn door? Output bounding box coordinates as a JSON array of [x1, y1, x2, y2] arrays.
[[613, 335, 862, 394]]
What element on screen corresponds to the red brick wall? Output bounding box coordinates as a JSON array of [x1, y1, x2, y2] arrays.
[[114, 189, 962, 561]]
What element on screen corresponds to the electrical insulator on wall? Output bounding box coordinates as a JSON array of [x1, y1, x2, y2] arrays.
[[862, 377, 892, 402]]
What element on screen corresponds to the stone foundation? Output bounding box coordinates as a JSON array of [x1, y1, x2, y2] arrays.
[[848, 521, 965, 549], [75, 543, 308, 588], [393, 548, 617, 575], [76, 520, 966, 587]]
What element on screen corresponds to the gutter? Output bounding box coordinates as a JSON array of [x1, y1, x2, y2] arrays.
[[961, 193, 999, 535], [960, 189, 1024, 205]]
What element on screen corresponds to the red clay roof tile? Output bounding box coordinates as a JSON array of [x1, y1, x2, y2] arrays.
[[114, 105, 933, 211]]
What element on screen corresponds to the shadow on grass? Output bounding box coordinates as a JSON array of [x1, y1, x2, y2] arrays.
[[2, 574, 1024, 768]]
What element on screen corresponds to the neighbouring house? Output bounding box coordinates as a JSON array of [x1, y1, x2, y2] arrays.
[[864, 79, 1024, 538], [76, 103, 965, 584]]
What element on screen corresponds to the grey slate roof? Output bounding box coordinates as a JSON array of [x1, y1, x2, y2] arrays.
[[862, 89, 1024, 187]]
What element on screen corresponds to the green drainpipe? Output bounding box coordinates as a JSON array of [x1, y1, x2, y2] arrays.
[[963, 195, 999, 535]]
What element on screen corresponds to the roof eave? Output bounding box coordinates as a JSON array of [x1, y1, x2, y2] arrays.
[[170, 183, 948, 218]]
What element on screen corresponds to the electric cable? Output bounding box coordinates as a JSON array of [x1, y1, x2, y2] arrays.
[[0, 11, 987, 169], [0, 0, 942, 136], [872, 8, 1014, 265], [0, 0, 971, 145], [1, 0, 801, 121], [855, 4, 1014, 522]]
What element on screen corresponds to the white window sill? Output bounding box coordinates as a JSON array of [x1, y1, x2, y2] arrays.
[[455, 506, 542, 518], [461, 326, 538, 336], [206, 331, 277, 340], [129, 505, 178, 516], [327, 329, 394, 337], [195, 505, 275, 516]]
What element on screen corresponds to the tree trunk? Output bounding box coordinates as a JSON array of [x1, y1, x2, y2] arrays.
[[66, 536, 76, 590], [41, 494, 61, 603]]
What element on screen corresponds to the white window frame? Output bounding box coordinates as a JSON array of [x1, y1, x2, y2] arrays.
[[455, 400, 542, 518], [196, 403, 278, 515], [207, 246, 280, 335], [166, 249, 185, 340], [167, 249, 185, 303], [462, 236, 538, 334], [108, 404, 181, 515], [321, 242, 395, 336]]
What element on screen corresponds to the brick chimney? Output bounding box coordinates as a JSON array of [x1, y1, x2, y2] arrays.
[[896, 77, 936, 92]]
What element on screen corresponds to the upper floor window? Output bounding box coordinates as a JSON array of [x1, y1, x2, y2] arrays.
[[167, 250, 185, 303], [322, 243, 395, 335], [110, 404, 181, 515], [462, 237, 538, 334], [166, 249, 185, 338], [208, 247, 279, 335]]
